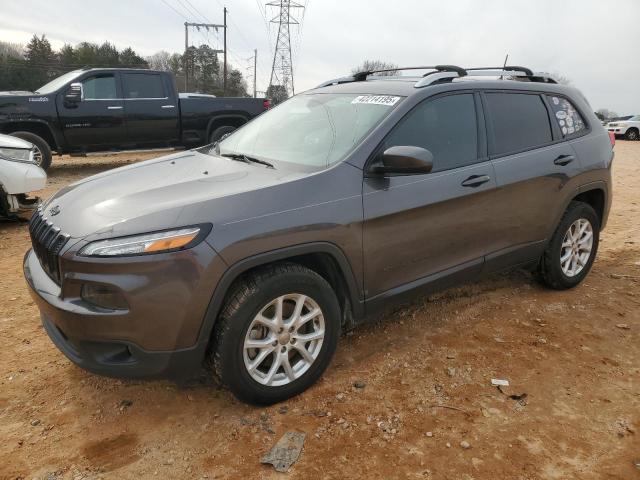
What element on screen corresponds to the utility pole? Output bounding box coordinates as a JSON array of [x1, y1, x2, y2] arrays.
[[223, 7, 228, 96], [267, 0, 304, 98], [254, 49, 257, 98], [183, 19, 225, 93], [184, 22, 189, 91]]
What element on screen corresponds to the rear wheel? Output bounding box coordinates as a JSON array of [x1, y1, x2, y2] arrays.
[[540, 201, 599, 290], [211, 263, 341, 405], [10, 131, 52, 170], [209, 125, 236, 144], [625, 128, 639, 141]]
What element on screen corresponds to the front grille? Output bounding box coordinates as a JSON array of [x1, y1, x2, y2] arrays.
[[28, 209, 69, 285]]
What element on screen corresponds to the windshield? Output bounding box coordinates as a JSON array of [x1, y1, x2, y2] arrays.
[[215, 93, 402, 169], [629, 115, 640, 121], [36, 70, 83, 94]]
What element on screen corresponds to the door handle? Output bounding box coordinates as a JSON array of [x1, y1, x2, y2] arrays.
[[461, 174, 491, 187], [161, 105, 175, 109], [554, 154, 575, 166], [107, 105, 123, 110]]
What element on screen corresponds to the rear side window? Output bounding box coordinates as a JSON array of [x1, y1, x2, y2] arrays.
[[122, 73, 166, 99], [82, 74, 117, 100], [485, 93, 552, 156], [381, 93, 478, 172], [546, 95, 587, 137]]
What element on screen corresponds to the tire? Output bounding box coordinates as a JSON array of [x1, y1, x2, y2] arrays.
[[10, 131, 52, 170], [625, 128, 639, 141], [540, 201, 600, 290], [211, 262, 341, 405], [209, 125, 236, 144]]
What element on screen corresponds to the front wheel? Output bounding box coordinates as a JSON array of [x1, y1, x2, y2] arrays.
[[10, 131, 52, 170], [540, 201, 600, 290], [210, 263, 341, 405]]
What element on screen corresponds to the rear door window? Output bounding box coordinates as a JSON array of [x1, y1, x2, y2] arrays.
[[485, 93, 552, 156], [122, 73, 166, 99], [546, 95, 587, 137], [380, 93, 478, 172]]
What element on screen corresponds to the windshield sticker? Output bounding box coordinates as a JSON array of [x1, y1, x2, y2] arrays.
[[352, 95, 401, 106]]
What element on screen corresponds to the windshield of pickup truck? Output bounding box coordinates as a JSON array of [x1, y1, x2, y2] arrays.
[[215, 93, 403, 169], [35, 70, 83, 94]]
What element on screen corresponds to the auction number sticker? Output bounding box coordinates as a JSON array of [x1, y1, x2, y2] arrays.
[[352, 95, 401, 106]]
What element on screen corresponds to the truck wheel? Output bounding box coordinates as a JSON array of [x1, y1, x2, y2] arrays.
[[539, 201, 599, 290], [10, 131, 52, 170], [625, 128, 639, 141], [210, 262, 341, 405], [209, 125, 236, 144]]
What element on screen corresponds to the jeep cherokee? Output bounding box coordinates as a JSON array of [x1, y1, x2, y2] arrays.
[[24, 65, 614, 405]]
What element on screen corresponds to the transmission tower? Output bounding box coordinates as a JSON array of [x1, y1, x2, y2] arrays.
[[267, 0, 304, 97]]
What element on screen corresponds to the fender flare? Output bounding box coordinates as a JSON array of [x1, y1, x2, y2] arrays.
[[547, 181, 609, 240], [205, 113, 250, 140], [193, 241, 364, 354], [2, 119, 62, 150]]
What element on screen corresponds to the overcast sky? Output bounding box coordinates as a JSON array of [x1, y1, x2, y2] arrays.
[[1, 0, 638, 113]]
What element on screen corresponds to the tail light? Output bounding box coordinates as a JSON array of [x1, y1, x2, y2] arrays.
[[263, 99, 271, 110], [608, 131, 615, 147]]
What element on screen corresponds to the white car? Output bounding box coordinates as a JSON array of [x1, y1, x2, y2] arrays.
[[606, 115, 640, 141], [0, 133, 47, 219]]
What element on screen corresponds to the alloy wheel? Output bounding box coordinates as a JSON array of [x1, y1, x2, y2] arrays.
[[560, 218, 593, 277], [32, 146, 43, 167], [243, 294, 325, 387]]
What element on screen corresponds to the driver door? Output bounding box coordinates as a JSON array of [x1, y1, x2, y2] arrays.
[[362, 92, 502, 300], [57, 72, 126, 150]]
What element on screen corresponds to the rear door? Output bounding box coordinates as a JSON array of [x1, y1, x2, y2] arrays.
[[121, 72, 179, 146], [57, 72, 126, 149], [362, 92, 504, 299], [483, 91, 583, 270]]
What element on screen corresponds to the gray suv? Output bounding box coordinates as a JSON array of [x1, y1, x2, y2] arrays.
[[24, 65, 614, 404]]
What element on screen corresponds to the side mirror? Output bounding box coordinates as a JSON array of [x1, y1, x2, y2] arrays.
[[369, 145, 434, 175], [64, 82, 83, 105]]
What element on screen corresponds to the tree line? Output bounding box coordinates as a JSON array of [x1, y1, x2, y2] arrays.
[[0, 34, 249, 97]]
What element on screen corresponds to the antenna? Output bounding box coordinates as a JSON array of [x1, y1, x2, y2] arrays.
[[500, 54, 509, 80]]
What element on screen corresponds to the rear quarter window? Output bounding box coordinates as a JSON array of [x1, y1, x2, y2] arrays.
[[546, 95, 587, 137]]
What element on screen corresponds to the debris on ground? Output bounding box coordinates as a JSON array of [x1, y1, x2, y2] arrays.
[[491, 378, 509, 387], [260, 431, 306, 472]]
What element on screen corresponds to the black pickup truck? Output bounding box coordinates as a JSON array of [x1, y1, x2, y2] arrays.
[[0, 68, 270, 169]]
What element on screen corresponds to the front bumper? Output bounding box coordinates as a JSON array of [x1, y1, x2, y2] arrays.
[[607, 127, 626, 135], [23, 242, 225, 380]]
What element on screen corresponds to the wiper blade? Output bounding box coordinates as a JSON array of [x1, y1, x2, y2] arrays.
[[220, 152, 275, 169]]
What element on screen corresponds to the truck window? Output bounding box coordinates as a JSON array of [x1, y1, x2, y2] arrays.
[[82, 74, 117, 100], [122, 73, 166, 99], [485, 93, 553, 155]]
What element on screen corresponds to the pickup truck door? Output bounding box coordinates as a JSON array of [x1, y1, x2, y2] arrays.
[[121, 72, 179, 146], [57, 72, 126, 149]]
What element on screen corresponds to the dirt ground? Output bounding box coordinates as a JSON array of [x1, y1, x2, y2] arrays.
[[1, 143, 639, 480]]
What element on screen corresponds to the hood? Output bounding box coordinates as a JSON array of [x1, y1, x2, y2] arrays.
[[0, 91, 35, 96], [42, 149, 305, 239], [0, 133, 33, 149]]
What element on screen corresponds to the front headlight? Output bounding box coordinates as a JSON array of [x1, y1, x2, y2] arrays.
[[79, 227, 203, 257], [0, 147, 34, 163]]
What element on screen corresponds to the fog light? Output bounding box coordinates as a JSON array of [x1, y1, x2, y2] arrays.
[[81, 284, 128, 311]]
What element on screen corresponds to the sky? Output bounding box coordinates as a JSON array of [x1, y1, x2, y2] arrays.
[[1, 0, 639, 114]]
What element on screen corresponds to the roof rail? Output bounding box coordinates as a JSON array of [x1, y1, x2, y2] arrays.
[[315, 65, 557, 90]]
